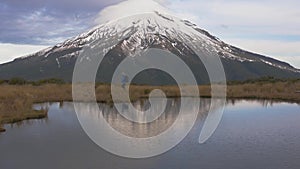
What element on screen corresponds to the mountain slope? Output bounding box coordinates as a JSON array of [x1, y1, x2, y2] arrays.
[[0, 10, 299, 84]]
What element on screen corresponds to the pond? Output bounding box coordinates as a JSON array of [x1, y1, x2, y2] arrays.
[[0, 99, 300, 169]]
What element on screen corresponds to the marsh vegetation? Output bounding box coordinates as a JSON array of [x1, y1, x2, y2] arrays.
[[0, 77, 299, 132]]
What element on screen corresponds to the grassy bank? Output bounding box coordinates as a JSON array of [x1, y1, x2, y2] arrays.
[[225, 77, 300, 102], [0, 78, 299, 132], [0, 83, 71, 132]]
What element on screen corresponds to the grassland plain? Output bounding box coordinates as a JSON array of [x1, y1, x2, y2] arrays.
[[0, 78, 299, 132]]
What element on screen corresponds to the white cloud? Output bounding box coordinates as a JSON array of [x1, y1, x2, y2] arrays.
[[0, 43, 49, 64], [94, 0, 171, 24]]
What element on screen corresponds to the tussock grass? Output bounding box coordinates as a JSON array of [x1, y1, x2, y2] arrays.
[[227, 81, 300, 102]]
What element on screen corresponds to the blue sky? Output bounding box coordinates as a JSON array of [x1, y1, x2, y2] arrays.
[[0, 0, 300, 68]]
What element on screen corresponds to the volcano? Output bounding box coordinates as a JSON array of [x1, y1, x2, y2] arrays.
[[0, 0, 299, 84]]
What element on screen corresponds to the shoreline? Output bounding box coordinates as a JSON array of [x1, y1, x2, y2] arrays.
[[1, 96, 298, 133], [0, 110, 47, 133], [0, 80, 299, 132]]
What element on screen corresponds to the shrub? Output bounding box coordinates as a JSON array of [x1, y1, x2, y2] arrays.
[[8, 77, 27, 85], [39, 78, 65, 84], [0, 80, 6, 85], [144, 89, 151, 95], [32, 78, 65, 86]]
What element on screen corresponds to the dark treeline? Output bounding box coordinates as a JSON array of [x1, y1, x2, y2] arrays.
[[227, 76, 300, 85], [0, 76, 299, 86], [0, 78, 65, 86]]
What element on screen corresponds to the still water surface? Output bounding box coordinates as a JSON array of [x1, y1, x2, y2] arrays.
[[0, 99, 300, 169]]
